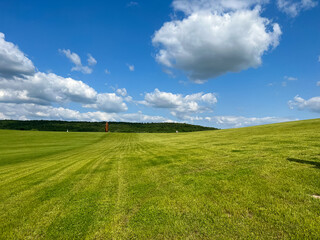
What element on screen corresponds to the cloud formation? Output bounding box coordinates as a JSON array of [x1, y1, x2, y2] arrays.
[[284, 76, 298, 81], [87, 54, 97, 66], [0, 34, 128, 114], [289, 95, 320, 113], [127, 1, 139, 7], [116, 88, 128, 97], [0, 33, 35, 78], [277, 0, 317, 17], [83, 93, 128, 113], [0, 72, 95, 104], [0, 103, 170, 122], [140, 89, 217, 119], [204, 115, 295, 128], [153, 1, 281, 82], [59, 49, 94, 74], [172, 0, 268, 14], [0, 71, 129, 112]]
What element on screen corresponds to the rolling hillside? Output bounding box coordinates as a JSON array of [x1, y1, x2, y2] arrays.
[[0, 119, 319, 239]]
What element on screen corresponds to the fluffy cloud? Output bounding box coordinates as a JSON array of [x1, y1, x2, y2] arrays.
[[289, 95, 320, 113], [140, 89, 217, 119], [0, 72, 97, 105], [116, 88, 128, 97], [0, 33, 35, 78], [0, 72, 129, 112], [205, 116, 295, 128], [152, 1, 281, 82], [277, 0, 317, 17], [83, 93, 128, 113], [0, 103, 170, 122], [59, 49, 93, 74], [0, 34, 128, 114]]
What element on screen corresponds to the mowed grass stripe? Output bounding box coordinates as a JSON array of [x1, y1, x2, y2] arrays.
[[0, 119, 320, 239], [0, 134, 121, 238], [0, 134, 108, 193]]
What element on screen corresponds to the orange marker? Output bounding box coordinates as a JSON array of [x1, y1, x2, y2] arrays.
[[105, 122, 109, 132]]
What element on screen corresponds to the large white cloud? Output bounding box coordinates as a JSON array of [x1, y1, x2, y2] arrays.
[[277, 0, 318, 17], [0, 72, 96, 104], [0, 34, 128, 114], [289, 95, 320, 113], [205, 116, 295, 128], [140, 89, 217, 119], [0, 72, 128, 112], [152, 1, 281, 82], [0, 33, 35, 78]]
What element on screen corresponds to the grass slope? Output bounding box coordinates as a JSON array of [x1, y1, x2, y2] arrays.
[[0, 120, 217, 133], [0, 119, 319, 239]]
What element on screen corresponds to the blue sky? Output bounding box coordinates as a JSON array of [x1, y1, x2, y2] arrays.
[[0, 0, 319, 128]]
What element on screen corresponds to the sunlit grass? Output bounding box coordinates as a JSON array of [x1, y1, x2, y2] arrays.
[[0, 119, 319, 239]]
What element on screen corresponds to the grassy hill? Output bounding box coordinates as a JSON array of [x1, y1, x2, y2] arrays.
[[0, 120, 217, 133], [0, 119, 319, 239]]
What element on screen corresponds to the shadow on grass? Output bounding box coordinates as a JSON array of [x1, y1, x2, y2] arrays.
[[287, 158, 320, 169]]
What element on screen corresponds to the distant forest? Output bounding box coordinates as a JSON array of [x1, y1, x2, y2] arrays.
[[0, 120, 218, 133]]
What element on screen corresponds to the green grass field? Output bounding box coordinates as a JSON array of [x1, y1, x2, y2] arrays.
[[0, 119, 320, 239]]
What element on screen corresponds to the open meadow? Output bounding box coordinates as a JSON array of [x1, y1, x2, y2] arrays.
[[0, 119, 319, 239]]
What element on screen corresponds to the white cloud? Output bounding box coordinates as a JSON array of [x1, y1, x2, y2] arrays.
[[127, 1, 139, 7], [140, 89, 217, 119], [0, 72, 97, 105], [0, 33, 35, 78], [116, 88, 128, 97], [59, 49, 93, 74], [105, 69, 111, 74], [0, 89, 41, 104], [172, 0, 269, 14], [0, 103, 170, 123], [83, 93, 128, 113], [127, 64, 135, 72], [119, 111, 171, 122], [0, 35, 128, 114], [87, 54, 97, 66], [0, 72, 130, 113], [277, 0, 317, 17], [0, 112, 8, 120], [59, 49, 81, 66], [289, 95, 320, 113], [205, 115, 295, 128], [153, 6, 281, 82], [284, 76, 298, 81]]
